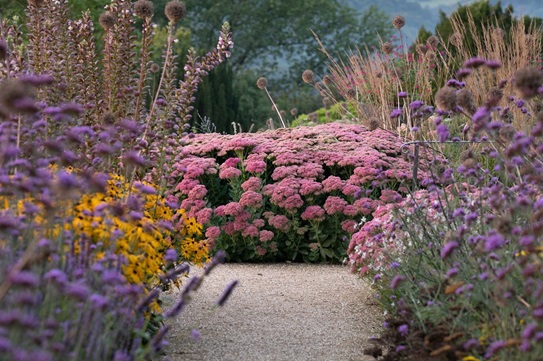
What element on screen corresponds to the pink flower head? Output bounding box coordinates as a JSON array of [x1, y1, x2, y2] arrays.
[[322, 176, 344, 193], [323, 196, 348, 215], [380, 189, 403, 203], [205, 226, 222, 240], [222, 157, 241, 167], [301, 205, 326, 221], [268, 215, 290, 231], [219, 167, 242, 180], [343, 205, 358, 217], [195, 207, 213, 224], [241, 177, 262, 192], [256, 246, 267, 256], [242, 225, 259, 238], [188, 184, 208, 200], [245, 159, 267, 173], [259, 230, 274, 242], [342, 184, 361, 197], [239, 191, 263, 208], [341, 219, 358, 233], [223, 202, 243, 216], [299, 179, 323, 196]]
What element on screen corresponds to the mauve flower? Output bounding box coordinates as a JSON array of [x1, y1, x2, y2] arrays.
[[239, 191, 263, 208], [259, 230, 274, 242], [219, 167, 242, 179], [410, 100, 424, 110], [390, 108, 402, 118], [463, 57, 486, 68], [390, 275, 406, 289], [217, 280, 239, 306], [485, 340, 506, 359], [484, 231, 504, 252], [65, 282, 90, 301], [164, 248, 178, 263], [9, 270, 39, 288], [440, 241, 459, 259], [44, 269, 68, 285], [398, 324, 409, 336], [301, 205, 326, 221], [89, 294, 109, 310]]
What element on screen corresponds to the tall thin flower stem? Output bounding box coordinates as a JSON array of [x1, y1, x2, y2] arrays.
[[264, 87, 286, 128]]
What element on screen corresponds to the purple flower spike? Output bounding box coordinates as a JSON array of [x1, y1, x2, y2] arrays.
[[398, 324, 409, 336], [440, 241, 459, 259], [485, 60, 502, 69], [9, 271, 40, 288], [390, 108, 402, 118], [217, 280, 239, 306], [463, 57, 486, 69], [485, 340, 506, 359], [397, 91, 407, 98], [390, 275, 407, 289]]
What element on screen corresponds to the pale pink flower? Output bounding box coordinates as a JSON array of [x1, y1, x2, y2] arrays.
[[219, 167, 242, 179], [322, 176, 344, 192], [196, 207, 213, 224], [341, 219, 358, 233], [268, 215, 290, 231], [380, 189, 403, 203], [222, 222, 236, 235], [282, 194, 304, 210], [259, 230, 274, 242], [175, 178, 200, 193], [223, 202, 243, 216], [234, 220, 249, 232], [239, 191, 263, 208], [272, 165, 299, 180], [222, 157, 241, 167], [241, 177, 261, 192], [299, 179, 323, 196], [256, 246, 267, 256], [323, 196, 348, 215], [214, 205, 226, 216], [188, 184, 208, 199], [205, 226, 222, 240], [301, 205, 326, 221], [242, 224, 259, 238], [342, 184, 361, 197], [253, 218, 265, 228], [245, 159, 267, 173], [343, 205, 358, 217]]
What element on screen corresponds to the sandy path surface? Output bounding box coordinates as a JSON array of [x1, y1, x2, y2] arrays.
[[161, 263, 382, 361]]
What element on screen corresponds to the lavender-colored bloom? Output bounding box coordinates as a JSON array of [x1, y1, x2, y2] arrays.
[[410, 100, 424, 110], [217, 280, 239, 306], [440, 241, 459, 259], [44, 269, 68, 285], [137, 288, 160, 313], [463, 57, 486, 68], [9, 270, 40, 288], [395, 345, 406, 352], [164, 248, 178, 263], [390, 275, 406, 289], [191, 329, 201, 341], [446, 267, 459, 278], [64, 282, 90, 301], [485, 60, 502, 69], [398, 324, 409, 336], [397, 91, 407, 98], [89, 294, 109, 310], [485, 340, 506, 358], [204, 250, 226, 275], [113, 350, 132, 361], [484, 232, 504, 252], [0, 336, 12, 352], [455, 68, 472, 79], [390, 108, 402, 118], [435, 123, 449, 142], [463, 338, 479, 350], [389, 262, 400, 269]]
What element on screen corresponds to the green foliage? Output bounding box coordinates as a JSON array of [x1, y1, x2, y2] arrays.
[[292, 102, 356, 127]]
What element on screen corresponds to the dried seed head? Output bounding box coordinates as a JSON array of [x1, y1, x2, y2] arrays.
[[290, 108, 298, 116], [345, 88, 357, 100], [416, 44, 427, 54], [323, 75, 333, 86], [322, 97, 331, 108], [435, 86, 457, 111], [150, 63, 160, 73], [99, 11, 116, 30], [381, 42, 393, 55], [27, 0, 43, 7], [0, 41, 6, 61], [256, 77, 268, 90], [0, 78, 37, 116], [308, 112, 318, 122], [102, 112, 116, 125], [425, 50, 436, 62], [368, 117, 380, 131], [426, 36, 439, 49], [392, 15, 406, 30], [491, 27, 504, 40], [449, 32, 462, 47], [279, 110, 286, 119], [459, 149, 473, 161], [456, 89, 476, 115], [499, 123, 516, 142], [134, 0, 154, 19], [513, 67, 543, 100], [302, 69, 314, 83], [165, 1, 186, 24], [486, 87, 503, 107]]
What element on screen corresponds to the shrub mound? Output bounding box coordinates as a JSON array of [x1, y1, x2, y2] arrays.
[[169, 122, 429, 263]]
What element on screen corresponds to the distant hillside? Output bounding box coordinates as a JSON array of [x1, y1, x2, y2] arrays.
[[347, 0, 543, 44]]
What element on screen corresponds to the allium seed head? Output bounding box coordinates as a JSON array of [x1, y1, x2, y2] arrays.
[[165, 1, 186, 24], [425, 50, 436, 62], [345, 88, 357, 100], [426, 35, 438, 49], [302, 69, 314, 83], [392, 15, 406, 29], [290, 108, 298, 116], [456, 89, 476, 115], [381, 42, 393, 55], [102, 112, 116, 124], [99, 11, 116, 30], [368, 118, 380, 131], [486, 87, 503, 107], [322, 75, 333, 86], [256, 77, 268, 90], [513, 67, 543, 100], [0, 41, 6, 61], [134, 0, 154, 19], [449, 32, 462, 47], [435, 86, 457, 112], [150, 63, 160, 73], [416, 43, 427, 54]]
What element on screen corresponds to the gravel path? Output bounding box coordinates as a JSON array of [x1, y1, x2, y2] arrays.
[[161, 263, 382, 361]]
